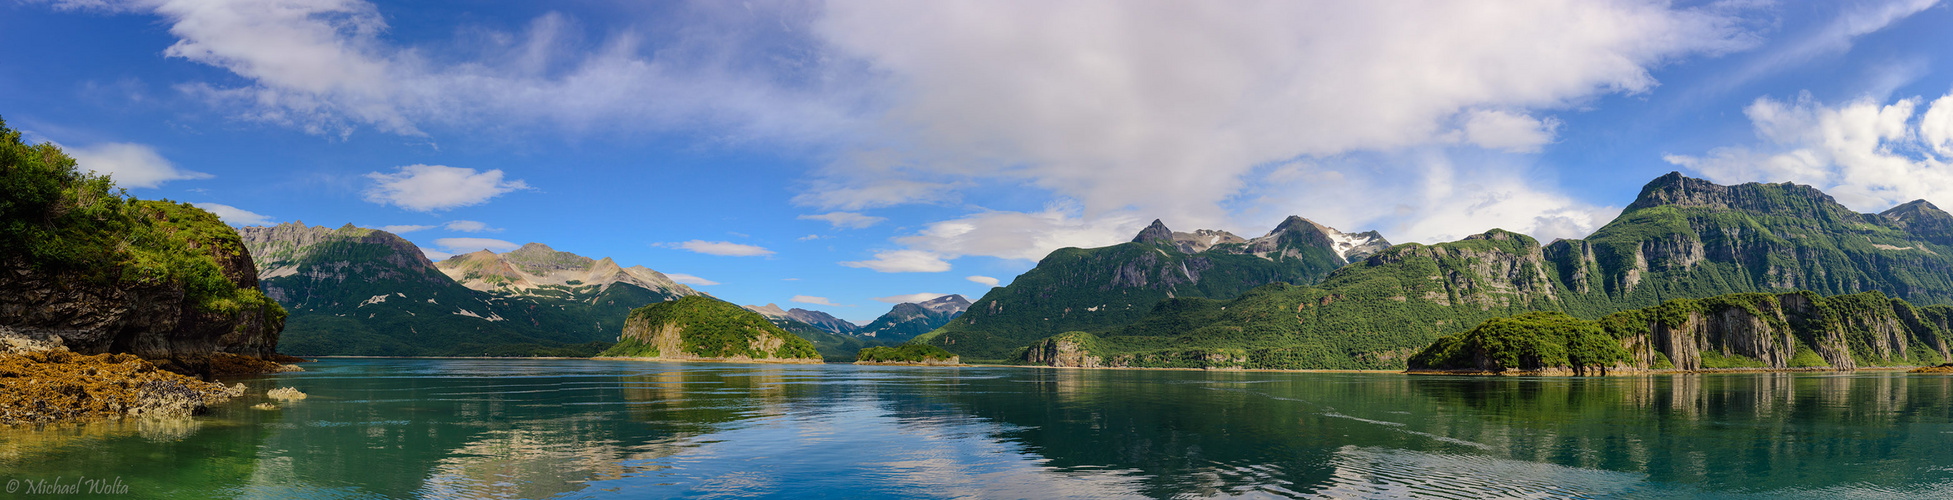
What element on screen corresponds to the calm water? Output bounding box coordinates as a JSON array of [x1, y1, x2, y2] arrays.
[[5, 360, 1953, 499]]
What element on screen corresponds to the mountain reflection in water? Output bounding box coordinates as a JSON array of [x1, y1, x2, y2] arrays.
[[2, 359, 1949, 499]]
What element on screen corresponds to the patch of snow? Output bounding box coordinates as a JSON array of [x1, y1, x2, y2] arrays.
[[427, 298, 438, 304], [359, 294, 389, 307], [1323, 227, 1383, 260]]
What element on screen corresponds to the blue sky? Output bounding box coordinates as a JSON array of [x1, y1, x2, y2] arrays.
[[5, 0, 1953, 323]]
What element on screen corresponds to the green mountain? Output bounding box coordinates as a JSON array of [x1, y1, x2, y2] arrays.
[[1410, 291, 1953, 373], [857, 294, 969, 342], [918, 216, 1389, 361], [1, 117, 285, 373], [239, 223, 695, 356], [1018, 173, 1953, 370], [598, 296, 820, 361]]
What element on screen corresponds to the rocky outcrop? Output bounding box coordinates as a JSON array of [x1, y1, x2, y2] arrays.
[[1024, 333, 1108, 368], [600, 296, 822, 362], [3, 205, 284, 374]]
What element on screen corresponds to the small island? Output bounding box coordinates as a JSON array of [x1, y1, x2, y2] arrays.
[[855, 344, 962, 366], [597, 296, 823, 363]]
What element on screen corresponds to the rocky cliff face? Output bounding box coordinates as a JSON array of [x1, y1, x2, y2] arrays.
[[2, 203, 284, 373]]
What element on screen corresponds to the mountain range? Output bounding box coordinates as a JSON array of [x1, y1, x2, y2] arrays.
[[944, 172, 1953, 369], [240, 222, 698, 356], [916, 215, 1390, 360]]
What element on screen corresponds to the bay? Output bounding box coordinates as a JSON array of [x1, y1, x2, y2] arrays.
[[4, 359, 1953, 499]]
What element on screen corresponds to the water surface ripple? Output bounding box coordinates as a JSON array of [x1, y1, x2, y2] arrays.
[[4, 359, 1952, 499]]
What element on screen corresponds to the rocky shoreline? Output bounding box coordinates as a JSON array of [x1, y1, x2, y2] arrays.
[[0, 351, 257, 426]]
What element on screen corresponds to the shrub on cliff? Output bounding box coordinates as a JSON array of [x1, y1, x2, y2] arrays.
[[0, 116, 283, 325]]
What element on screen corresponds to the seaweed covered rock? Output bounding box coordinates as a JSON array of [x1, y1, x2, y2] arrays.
[[0, 116, 286, 376], [598, 296, 820, 362], [0, 351, 243, 425]]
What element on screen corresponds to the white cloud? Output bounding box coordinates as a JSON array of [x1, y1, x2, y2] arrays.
[[435, 237, 520, 254], [798, 234, 827, 241], [872, 292, 947, 304], [443, 220, 499, 232], [190, 202, 272, 226], [841, 250, 951, 273], [665, 273, 720, 286], [671, 240, 775, 257], [61, 0, 858, 140], [420, 248, 454, 261], [797, 0, 1752, 228], [1460, 110, 1559, 153], [798, 211, 887, 229], [363, 164, 529, 212], [791, 295, 848, 307], [66, 142, 210, 188], [965, 275, 1000, 287], [1667, 91, 1953, 211], [895, 206, 1145, 261], [380, 224, 434, 234]]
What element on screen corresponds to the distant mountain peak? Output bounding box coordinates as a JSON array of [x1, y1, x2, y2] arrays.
[[1132, 219, 1175, 245]]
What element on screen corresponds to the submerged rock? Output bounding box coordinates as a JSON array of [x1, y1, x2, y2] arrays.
[[266, 387, 307, 400]]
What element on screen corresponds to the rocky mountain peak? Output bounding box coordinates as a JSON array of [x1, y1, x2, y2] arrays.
[[1169, 229, 1247, 253], [744, 303, 790, 318], [1625, 172, 1852, 221], [1244, 215, 1390, 263], [1881, 199, 1953, 246], [1132, 219, 1175, 245], [918, 294, 971, 314]]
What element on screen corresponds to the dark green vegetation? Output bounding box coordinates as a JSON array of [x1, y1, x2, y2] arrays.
[[242, 223, 693, 357], [599, 296, 819, 360], [855, 344, 958, 364], [1408, 312, 1626, 374], [922, 217, 1377, 361], [1006, 173, 1953, 370]]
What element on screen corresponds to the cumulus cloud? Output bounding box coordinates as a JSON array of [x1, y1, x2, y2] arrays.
[[363, 165, 529, 212], [1667, 91, 1953, 211], [872, 292, 947, 304], [670, 240, 775, 257], [1460, 110, 1560, 153], [191, 202, 272, 226], [66, 142, 210, 188], [791, 295, 848, 307], [798, 211, 887, 229], [665, 273, 720, 286], [841, 250, 951, 273], [380, 224, 434, 233], [965, 275, 1000, 287], [435, 237, 520, 254], [443, 220, 499, 232]]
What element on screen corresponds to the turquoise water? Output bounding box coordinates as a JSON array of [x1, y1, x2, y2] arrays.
[[5, 359, 1953, 499]]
